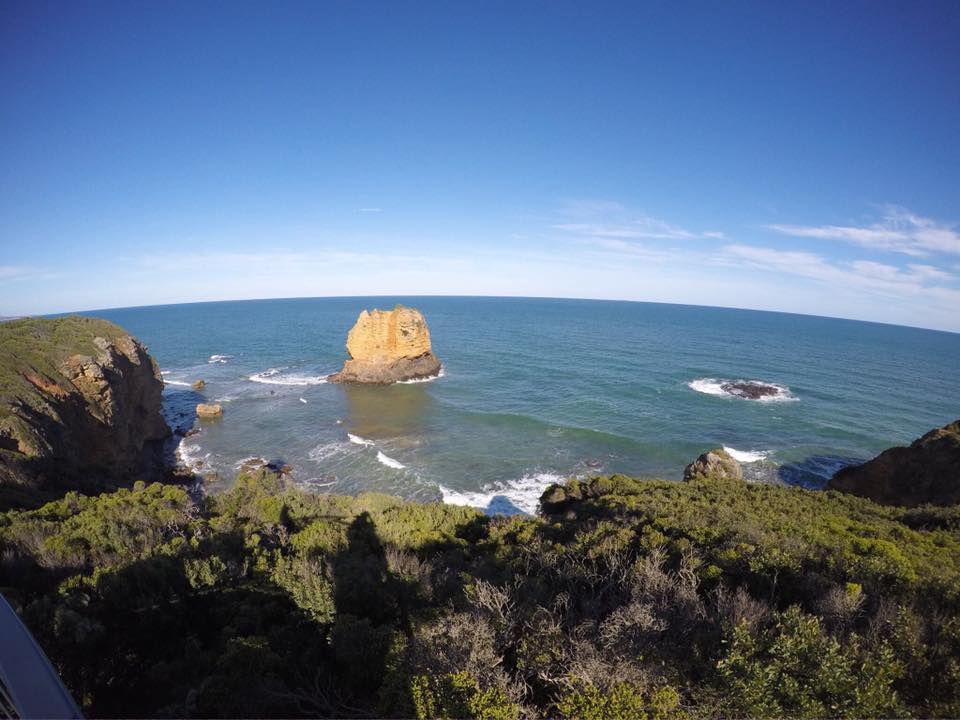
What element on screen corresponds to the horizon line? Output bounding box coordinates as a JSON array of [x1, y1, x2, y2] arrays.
[[25, 293, 958, 337]]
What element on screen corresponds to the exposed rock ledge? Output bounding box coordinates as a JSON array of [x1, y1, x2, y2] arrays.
[[0, 316, 170, 508], [328, 305, 442, 384], [683, 448, 743, 482], [828, 420, 960, 507]]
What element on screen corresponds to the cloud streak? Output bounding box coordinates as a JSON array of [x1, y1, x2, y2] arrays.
[[553, 200, 725, 242], [724, 243, 959, 303], [767, 206, 960, 257]]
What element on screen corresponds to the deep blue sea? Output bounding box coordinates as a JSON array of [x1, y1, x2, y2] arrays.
[[79, 297, 960, 514]]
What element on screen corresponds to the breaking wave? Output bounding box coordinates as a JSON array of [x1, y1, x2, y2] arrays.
[[249, 368, 328, 386], [208, 354, 232, 364], [376, 451, 405, 469], [177, 440, 210, 472], [440, 471, 566, 515], [348, 433, 375, 446], [722, 446, 768, 463]]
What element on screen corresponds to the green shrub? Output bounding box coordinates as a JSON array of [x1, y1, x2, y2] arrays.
[[410, 672, 518, 720]]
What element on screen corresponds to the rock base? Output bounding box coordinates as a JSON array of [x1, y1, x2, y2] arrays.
[[328, 352, 441, 385]]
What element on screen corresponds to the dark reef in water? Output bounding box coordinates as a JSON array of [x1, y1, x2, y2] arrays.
[[720, 380, 783, 400]]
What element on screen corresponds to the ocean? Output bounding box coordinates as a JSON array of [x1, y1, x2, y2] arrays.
[[78, 297, 960, 514]]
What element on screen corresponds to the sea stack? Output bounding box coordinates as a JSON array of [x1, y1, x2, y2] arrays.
[[328, 305, 442, 385]]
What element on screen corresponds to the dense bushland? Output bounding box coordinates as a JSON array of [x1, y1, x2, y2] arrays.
[[1, 470, 959, 718]]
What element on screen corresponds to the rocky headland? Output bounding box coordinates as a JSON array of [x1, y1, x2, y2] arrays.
[[0, 316, 170, 509], [328, 305, 442, 384], [828, 419, 960, 507]]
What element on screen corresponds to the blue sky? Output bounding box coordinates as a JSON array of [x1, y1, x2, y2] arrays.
[[2, 1, 959, 331]]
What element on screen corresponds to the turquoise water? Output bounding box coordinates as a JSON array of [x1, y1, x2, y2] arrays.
[[81, 297, 960, 514]]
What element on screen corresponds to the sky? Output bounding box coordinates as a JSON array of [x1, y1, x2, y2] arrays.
[[1, 1, 959, 331]]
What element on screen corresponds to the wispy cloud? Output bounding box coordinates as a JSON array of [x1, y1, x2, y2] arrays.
[[767, 206, 960, 257], [724, 244, 959, 302], [0, 265, 41, 281], [553, 201, 725, 241], [358, 207, 383, 213]]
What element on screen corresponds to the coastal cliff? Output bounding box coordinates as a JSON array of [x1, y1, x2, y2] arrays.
[[829, 419, 960, 507], [328, 305, 442, 384], [0, 316, 169, 508]]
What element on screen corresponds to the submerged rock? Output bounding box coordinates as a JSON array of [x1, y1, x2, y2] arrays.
[[328, 305, 442, 384], [720, 381, 781, 400], [828, 420, 960, 507], [196, 403, 223, 418], [0, 316, 169, 508], [191, 379, 206, 390], [683, 448, 743, 482]]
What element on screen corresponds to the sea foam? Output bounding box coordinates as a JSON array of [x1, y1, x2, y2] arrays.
[[396, 368, 446, 384], [249, 368, 328, 386], [348, 433, 375, 446], [208, 354, 232, 364], [377, 451, 405, 469], [722, 446, 768, 463], [163, 379, 192, 387], [440, 471, 566, 515], [176, 440, 210, 472]]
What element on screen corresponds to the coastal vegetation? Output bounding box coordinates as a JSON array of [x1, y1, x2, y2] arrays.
[[2, 469, 958, 718]]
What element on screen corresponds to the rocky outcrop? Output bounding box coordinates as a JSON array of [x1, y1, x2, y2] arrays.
[[720, 381, 781, 400], [0, 316, 170, 508], [196, 403, 222, 418], [828, 420, 960, 507], [683, 448, 743, 482], [328, 305, 442, 384]]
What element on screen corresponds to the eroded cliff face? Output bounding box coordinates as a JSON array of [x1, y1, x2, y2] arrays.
[[828, 420, 960, 507], [329, 305, 442, 384], [0, 317, 169, 508]]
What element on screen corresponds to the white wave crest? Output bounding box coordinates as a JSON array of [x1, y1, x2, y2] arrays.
[[377, 451, 405, 469], [177, 440, 210, 472], [348, 433, 375, 446], [308, 442, 344, 463], [249, 368, 328, 386], [688, 378, 796, 402], [208, 354, 232, 364], [299, 397, 307, 404], [440, 472, 566, 515], [396, 368, 446, 384], [722, 446, 768, 463], [687, 378, 727, 396], [164, 379, 192, 387]]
